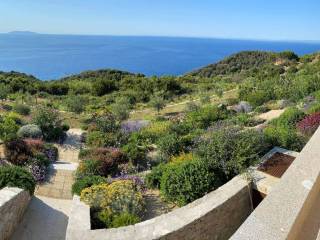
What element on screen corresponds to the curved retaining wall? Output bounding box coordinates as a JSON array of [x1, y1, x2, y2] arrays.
[[0, 187, 31, 240], [67, 175, 252, 240]]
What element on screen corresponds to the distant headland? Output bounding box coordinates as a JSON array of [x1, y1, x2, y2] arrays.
[[7, 31, 38, 35]]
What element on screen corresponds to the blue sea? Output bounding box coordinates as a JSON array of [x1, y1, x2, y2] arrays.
[[0, 34, 320, 80]]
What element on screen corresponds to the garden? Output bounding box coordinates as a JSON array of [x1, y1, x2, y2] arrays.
[[1, 51, 320, 230], [0, 103, 66, 195], [70, 93, 320, 229]]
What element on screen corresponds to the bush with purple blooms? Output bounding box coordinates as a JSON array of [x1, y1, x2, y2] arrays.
[[43, 143, 58, 162], [113, 175, 146, 193], [27, 164, 46, 182], [26, 154, 50, 182], [121, 120, 150, 134]]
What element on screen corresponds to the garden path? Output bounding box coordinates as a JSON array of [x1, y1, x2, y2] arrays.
[[252, 109, 286, 129], [11, 128, 84, 240], [257, 109, 286, 122]]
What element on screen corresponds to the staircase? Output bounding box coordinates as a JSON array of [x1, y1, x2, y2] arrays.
[[11, 129, 84, 240]]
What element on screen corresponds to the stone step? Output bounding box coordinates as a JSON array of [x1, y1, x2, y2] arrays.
[[35, 168, 74, 200]]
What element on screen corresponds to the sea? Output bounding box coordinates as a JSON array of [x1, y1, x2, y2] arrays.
[[0, 33, 320, 80]]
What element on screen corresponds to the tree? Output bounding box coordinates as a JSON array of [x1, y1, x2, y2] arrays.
[[150, 93, 166, 114], [66, 95, 88, 114], [92, 78, 117, 96], [0, 84, 10, 101], [111, 97, 131, 121], [32, 106, 63, 141]]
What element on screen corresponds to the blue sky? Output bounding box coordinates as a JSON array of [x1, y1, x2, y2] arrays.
[[0, 0, 319, 41]]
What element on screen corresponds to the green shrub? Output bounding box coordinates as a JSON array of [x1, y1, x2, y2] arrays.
[[264, 125, 306, 151], [139, 121, 171, 143], [111, 97, 132, 121], [62, 123, 70, 132], [13, 104, 31, 116], [1, 104, 12, 111], [86, 129, 125, 148], [269, 107, 305, 127], [185, 102, 200, 112], [169, 121, 192, 136], [255, 105, 269, 113], [75, 159, 103, 179], [6, 112, 24, 125], [122, 141, 147, 168], [196, 128, 268, 181], [95, 113, 120, 133], [79, 149, 92, 159], [231, 113, 264, 127], [109, 213, 140, 228], [72, 175, 107, 195], [160, 159, 219, 206], [17, 124, 43, 139], [66, 95, 88, 113], [81, 180, 145, 217], [145, 163, 167, 189], [94, 210, 140, 229], [32, 106, 64, 141], [307, 103, 320, 114], [157, 133, 184, 158], [86, 131, 106, 147], [0, 115, 19, 142], [185, 105, 229, 129], [0, 165, 36, 195], [264, 107, 307, 151]]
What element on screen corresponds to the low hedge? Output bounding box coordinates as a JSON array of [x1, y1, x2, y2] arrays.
[[160, 159, 220, 206], [0, 165, 36, 195]]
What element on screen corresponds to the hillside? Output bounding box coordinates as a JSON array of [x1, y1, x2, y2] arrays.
[[188, 51, 299, 78], [0, 50, 319, 109], [0, 71, 40, 93]]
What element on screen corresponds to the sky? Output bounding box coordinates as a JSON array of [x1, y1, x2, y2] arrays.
[[0, 0, 319, 41]]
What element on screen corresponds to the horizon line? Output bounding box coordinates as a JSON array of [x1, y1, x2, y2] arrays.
[[2, 31, 320, 44]]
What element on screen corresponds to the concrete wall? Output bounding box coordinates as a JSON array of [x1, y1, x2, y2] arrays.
[[231, 127, 320, 240], [0, 187, 31, 240], [67, 176, 252, 240]]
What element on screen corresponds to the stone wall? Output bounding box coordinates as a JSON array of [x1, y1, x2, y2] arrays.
[[0, 187, 31, 240], [67, 176, 252, 240], [231, 127, 320, 240]]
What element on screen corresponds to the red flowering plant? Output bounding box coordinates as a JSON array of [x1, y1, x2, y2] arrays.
[[297, 112, 320, 136], [79, 147, 128, 177]]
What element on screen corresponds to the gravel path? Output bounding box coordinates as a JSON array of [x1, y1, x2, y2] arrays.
[[257, 109, 285, 122]]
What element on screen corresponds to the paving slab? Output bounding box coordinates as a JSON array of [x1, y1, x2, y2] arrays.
[[11, 196, 72, 240]]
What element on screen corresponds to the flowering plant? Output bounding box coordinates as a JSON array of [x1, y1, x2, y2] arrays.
[[297, 112, 320, 136]]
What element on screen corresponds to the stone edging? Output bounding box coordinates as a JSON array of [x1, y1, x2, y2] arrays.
[[0, 187, 31, 240], [67, 175, 252, 240]]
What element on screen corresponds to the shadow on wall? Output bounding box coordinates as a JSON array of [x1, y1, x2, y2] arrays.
[[11, 197, 69, 240]]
